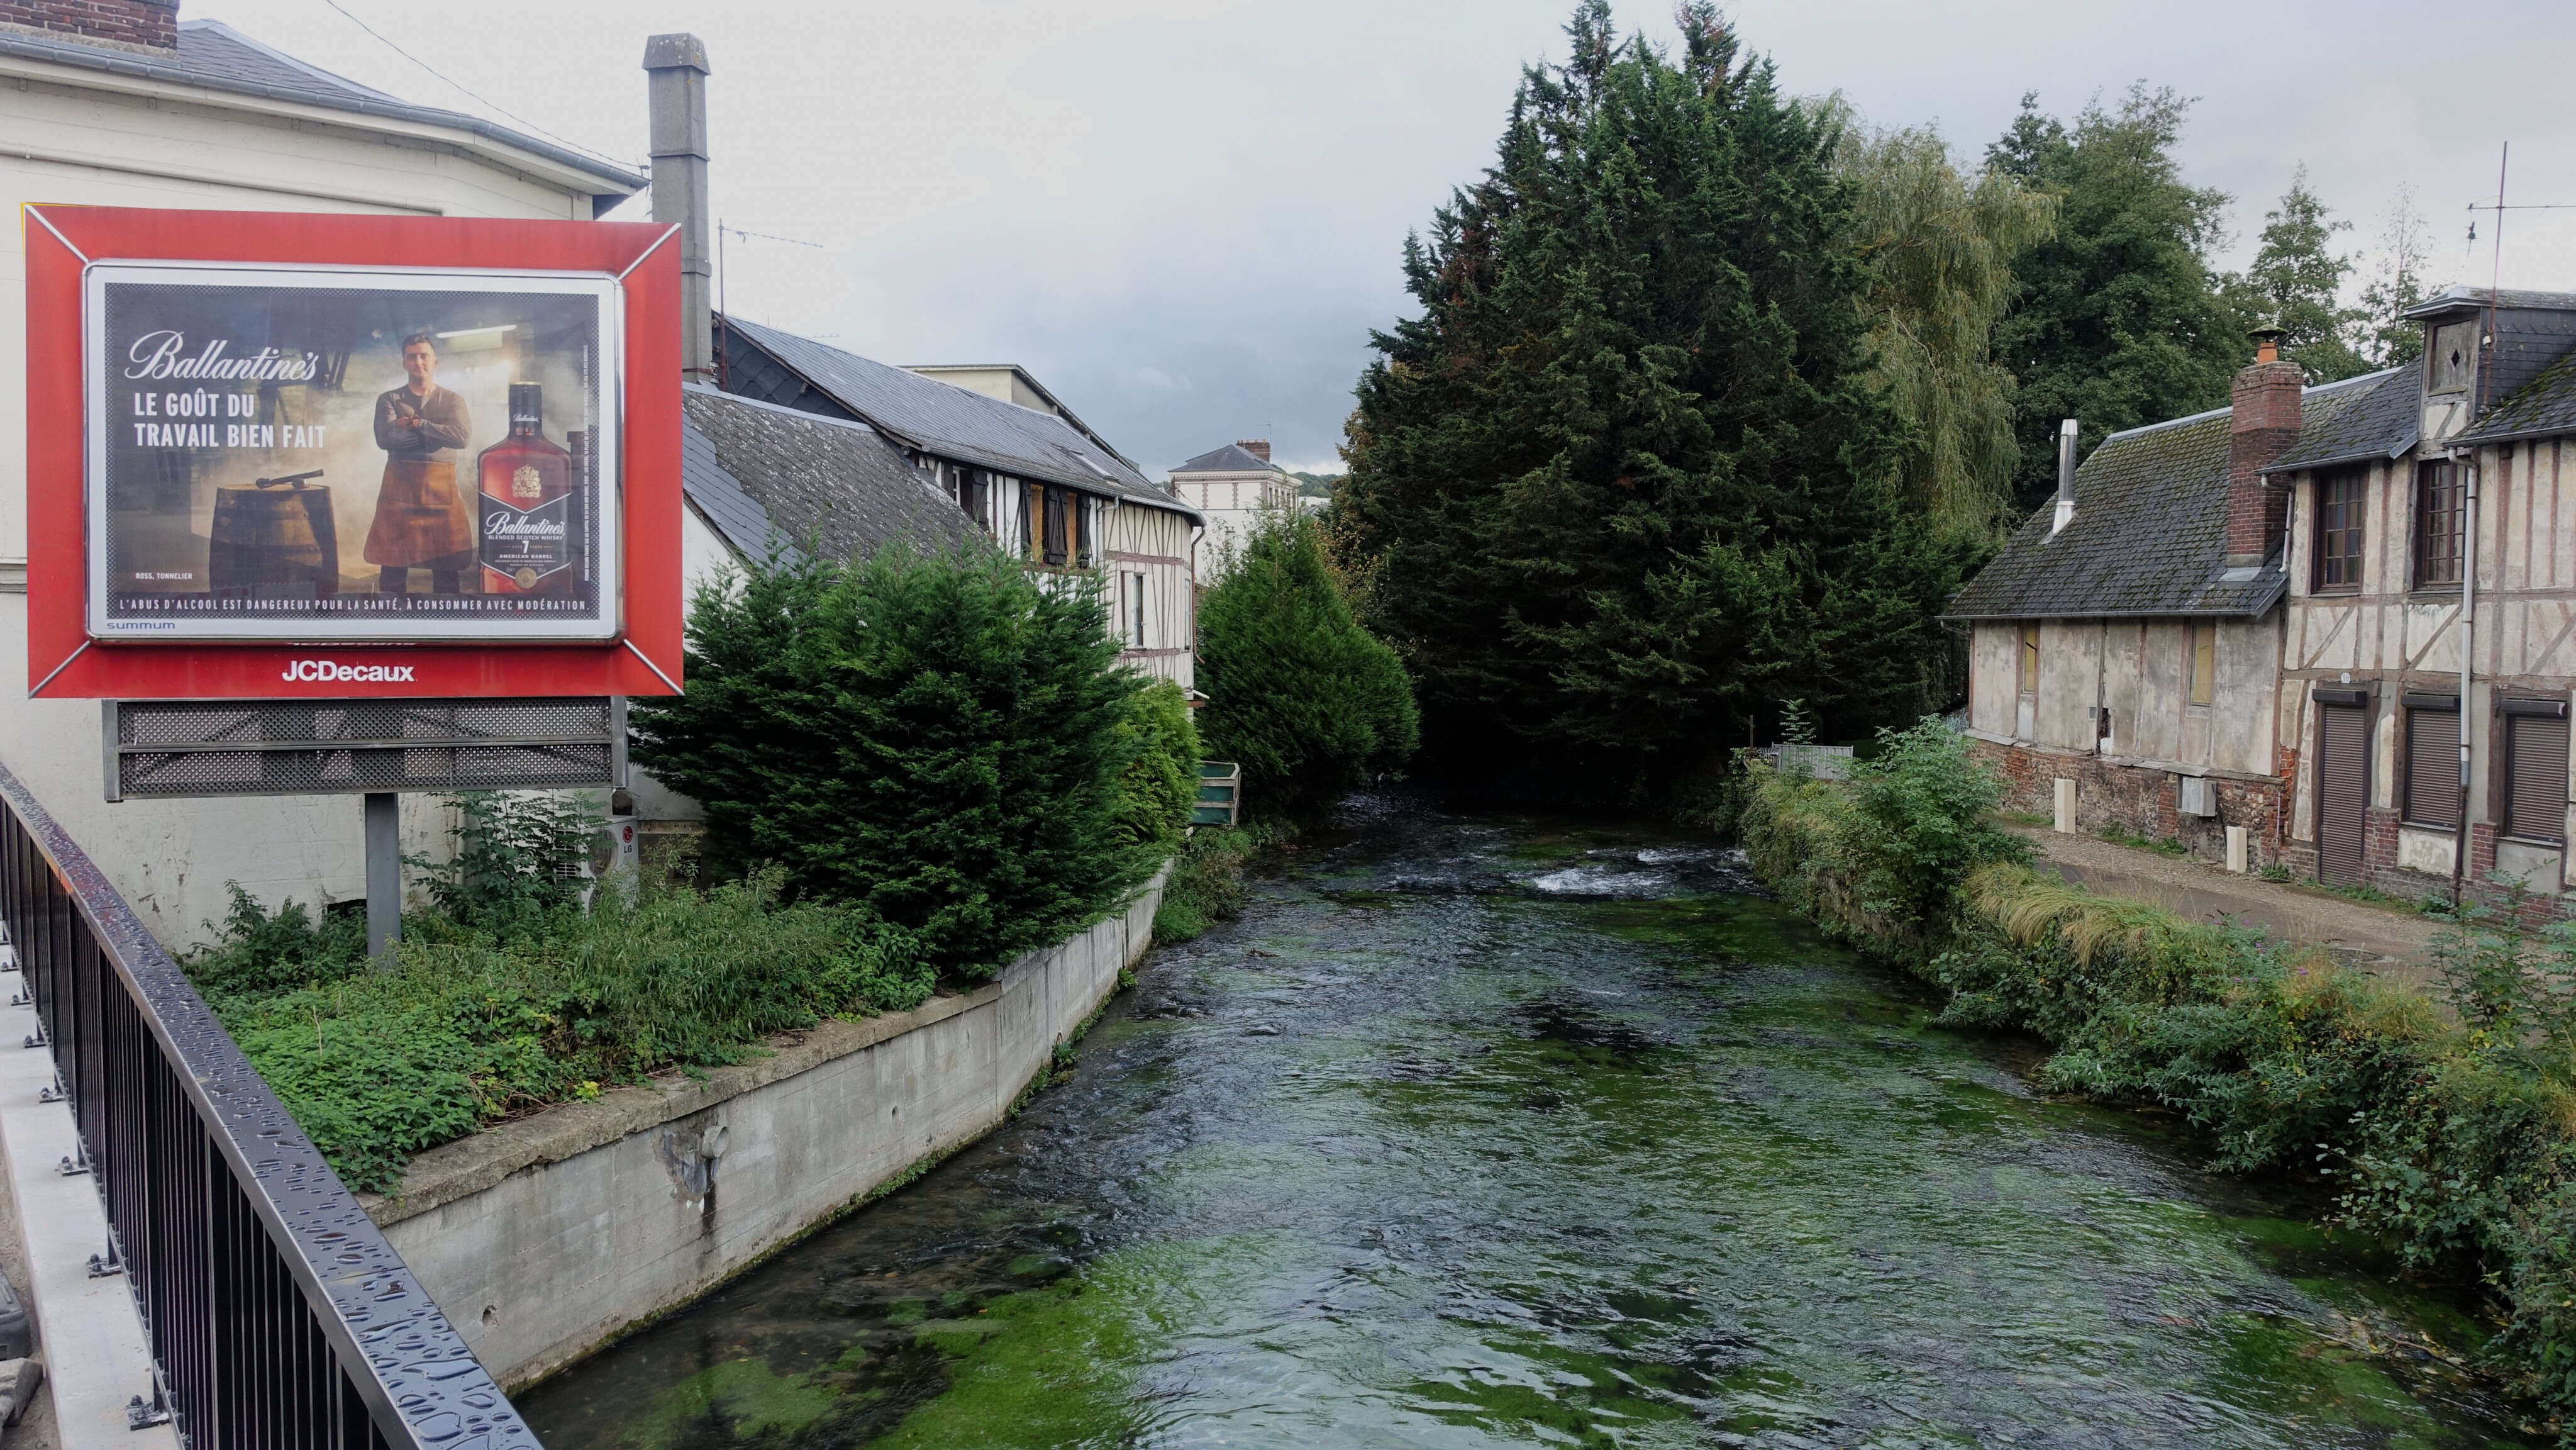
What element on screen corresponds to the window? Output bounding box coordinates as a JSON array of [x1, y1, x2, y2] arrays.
[[2189, 622, 2216, 706], [2413, 459, 2465, 588], [2402, 697, 2460, 828], [2503, 702, 2571, 845], [2427, 319, 2477, 396], [1128, 572, 1148, 647], [2314, 472, 2365, 591], [2018, 624, 2039, 694], [1026, 481, 1045, 560]]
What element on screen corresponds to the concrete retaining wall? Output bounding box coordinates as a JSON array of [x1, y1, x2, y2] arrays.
[[364, 873, 1163, 1390]]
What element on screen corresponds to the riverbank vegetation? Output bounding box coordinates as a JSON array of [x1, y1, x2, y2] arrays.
[[186, 547, 1204, 1193], [1197, 506, 1416, 820], [1744, 720, 2576, 1427]]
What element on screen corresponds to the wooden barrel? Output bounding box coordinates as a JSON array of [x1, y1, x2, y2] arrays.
[[208, 484, 338, 598]]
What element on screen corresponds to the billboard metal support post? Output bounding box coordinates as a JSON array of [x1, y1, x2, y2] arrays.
[[364, 792, 399, 964]]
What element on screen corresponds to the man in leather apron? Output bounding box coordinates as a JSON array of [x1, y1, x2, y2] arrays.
[[365, 333, 474, 594]]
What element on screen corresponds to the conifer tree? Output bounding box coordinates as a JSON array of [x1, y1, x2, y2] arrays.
[[2226, 167, 2369, 382], [630, 547, 1160, 978], [1337, 3, 1970, 790], [1987, 87, 2246, 511], [1199, 506, 1416, 818]]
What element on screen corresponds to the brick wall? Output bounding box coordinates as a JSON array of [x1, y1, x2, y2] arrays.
[[1971, 739, 2285, 870], [0, 0, 179, 50]]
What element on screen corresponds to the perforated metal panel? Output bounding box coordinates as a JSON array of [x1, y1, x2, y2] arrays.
[[108, 698, 621, 800]]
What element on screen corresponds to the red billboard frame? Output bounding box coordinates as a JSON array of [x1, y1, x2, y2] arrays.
[[23, 206, 684, 700]]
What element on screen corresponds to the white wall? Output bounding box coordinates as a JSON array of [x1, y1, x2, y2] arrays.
[[0, 57, 614, 944], [1171, 468, 1291, 580]]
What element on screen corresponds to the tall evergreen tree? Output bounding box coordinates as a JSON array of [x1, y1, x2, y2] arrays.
[[1338, 3, 1972, 789], [2226, 167, 2369, 382], [1987, 87, 2245, 511], [1830, 110, 2057, 535]]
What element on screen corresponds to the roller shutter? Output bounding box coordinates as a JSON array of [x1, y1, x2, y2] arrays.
[[2504, 707, 2570, 845], [2317, 701, 2370, 886]]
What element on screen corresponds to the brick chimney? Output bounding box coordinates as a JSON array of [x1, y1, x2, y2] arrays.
[[0, 0, 179, 51], [2224, 326, 2304, 567], [1237, 438, 1271, 463]]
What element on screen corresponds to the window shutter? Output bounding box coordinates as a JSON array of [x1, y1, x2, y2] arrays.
[[2506, 712, 2571, 844], [2404, 706, 2459, 828]]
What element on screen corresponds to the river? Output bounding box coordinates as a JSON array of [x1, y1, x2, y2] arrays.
[[519, 801, 2543, 1448]]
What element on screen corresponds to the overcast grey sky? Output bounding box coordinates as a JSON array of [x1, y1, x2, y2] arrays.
[[187, 1, 2576, 476]]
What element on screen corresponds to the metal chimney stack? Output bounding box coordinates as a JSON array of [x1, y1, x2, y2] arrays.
[[644, 33, 713, 381], [2051, 417, 2078, 535]]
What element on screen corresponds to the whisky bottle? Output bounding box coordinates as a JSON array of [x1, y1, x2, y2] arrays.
[[477, 382, 575, 595]]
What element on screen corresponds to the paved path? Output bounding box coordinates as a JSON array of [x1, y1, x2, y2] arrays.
[[2008, 825, 2448, 997]]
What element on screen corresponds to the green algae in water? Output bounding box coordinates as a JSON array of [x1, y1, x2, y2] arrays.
[[620, 1358, 839, 1450]]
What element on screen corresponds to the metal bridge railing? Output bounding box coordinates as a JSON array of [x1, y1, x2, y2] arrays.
[[0, 758, 540, 1450]]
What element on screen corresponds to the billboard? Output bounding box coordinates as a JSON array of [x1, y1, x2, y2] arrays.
[[24, 208, 685, 699], [91, 265, 622, 640]]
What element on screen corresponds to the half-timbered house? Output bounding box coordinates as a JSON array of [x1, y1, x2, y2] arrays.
[[2269, 288, 2576, 900], [1945, 335, 2390, 871], [714, 317, 1202, 689]]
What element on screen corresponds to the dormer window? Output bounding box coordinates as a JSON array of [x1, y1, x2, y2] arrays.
[[2427, 320, 2476, 396]]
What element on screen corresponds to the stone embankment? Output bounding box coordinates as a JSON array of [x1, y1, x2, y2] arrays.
[[364, 873, 1163, 1390]]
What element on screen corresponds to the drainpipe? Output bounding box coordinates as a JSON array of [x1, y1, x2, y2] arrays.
[[2454, 445, 2479, 907]]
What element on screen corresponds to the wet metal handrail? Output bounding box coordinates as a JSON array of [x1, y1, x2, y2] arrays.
[[0, 758, 539, 1449]]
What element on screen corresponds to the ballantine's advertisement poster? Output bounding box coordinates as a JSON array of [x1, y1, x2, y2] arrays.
[[85, 263, 623, 641]]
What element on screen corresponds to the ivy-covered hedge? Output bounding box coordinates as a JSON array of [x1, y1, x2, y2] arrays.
[[1744, 720, 2576, 1432]]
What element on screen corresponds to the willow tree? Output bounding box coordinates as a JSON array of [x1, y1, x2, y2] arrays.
[[1832, 114, 2055, 537], [1337, 3, 1974, 786]]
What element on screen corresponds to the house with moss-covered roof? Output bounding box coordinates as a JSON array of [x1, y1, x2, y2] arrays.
[[1944, 332, 2397, 873]]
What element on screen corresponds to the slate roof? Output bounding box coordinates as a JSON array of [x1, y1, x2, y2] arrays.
[[1945, 370, 2391, 621], [2457, 352, 2576, 445], [2404, 286, 2576, 318], [1172, 443, 1279, 475], [680, 388, 982, 566], [721, 318, 1197, 521], [2263, 366, 2418, 471], [0, 20, 643, 195]]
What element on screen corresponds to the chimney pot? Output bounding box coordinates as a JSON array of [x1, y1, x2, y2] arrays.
[[1237, 439, 1272, 463], [2050, 418, 2078, 535]]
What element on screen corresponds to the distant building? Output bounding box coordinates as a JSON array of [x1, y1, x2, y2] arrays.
[[1170, 440, 1292, 577]]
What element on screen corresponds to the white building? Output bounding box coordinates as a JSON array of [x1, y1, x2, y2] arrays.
[[1169, 440, 1294, 577], [0, 0, 642, 943]]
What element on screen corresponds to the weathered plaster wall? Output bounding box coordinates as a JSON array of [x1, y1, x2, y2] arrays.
[[370, 875, 1163, 1391]]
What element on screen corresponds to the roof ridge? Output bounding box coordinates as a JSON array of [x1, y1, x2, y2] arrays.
[[683, 380, 884, 437]]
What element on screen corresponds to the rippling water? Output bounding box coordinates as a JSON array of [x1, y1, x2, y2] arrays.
[[519, 802, 2543, 1448]]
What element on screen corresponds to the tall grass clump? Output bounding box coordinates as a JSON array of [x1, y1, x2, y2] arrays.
[[1740, 719, 2576, 1429]]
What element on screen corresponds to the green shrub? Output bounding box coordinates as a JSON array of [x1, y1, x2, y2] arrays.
[[1113, 678, 1200, 854], [1198, 506, 1418, 818], [192, 869, 927, 1193], [411, 790, 598, 930], [1152, 823, 1284, 944], [631, 545, 1162, 978]]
